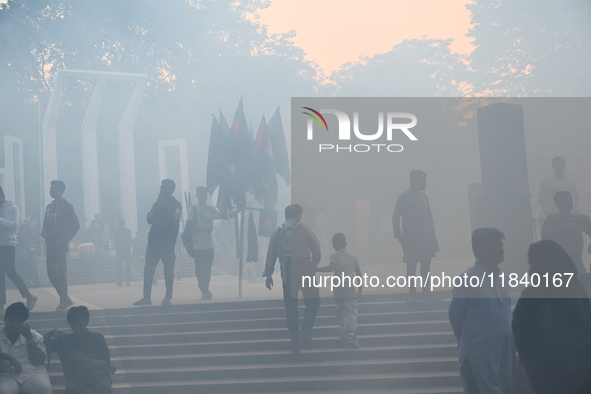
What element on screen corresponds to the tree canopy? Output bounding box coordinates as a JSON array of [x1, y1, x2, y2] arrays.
[[467, 0, 591, 96], [0, 0, 317, 105], [328, 38, 470, 97]]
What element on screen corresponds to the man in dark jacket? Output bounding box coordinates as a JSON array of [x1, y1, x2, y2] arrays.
[[134, 179, 182, 306], [41, 180, 80, 311]]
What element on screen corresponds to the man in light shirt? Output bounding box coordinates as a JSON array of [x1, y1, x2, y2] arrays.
[[539, 156, 579, 216], [448, 228, 516, 394], [541, 190, 591, 274], [0, 302, 51, 394]]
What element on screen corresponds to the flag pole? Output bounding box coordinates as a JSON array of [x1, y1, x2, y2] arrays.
[[238, 208, 245, 298]]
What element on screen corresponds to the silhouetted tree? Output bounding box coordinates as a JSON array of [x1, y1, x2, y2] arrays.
[[467, 0, 591, 96], [328, 38, 469, 97]]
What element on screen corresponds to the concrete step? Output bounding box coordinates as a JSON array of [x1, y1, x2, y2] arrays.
[[52, 371, 462, 394], [28, 301, 450, 331], [19, 252, 237, 288], [104, 332, 455, 357], [48, 357, 459, 385], [34, 297, 460, 394], [95, 321, 452, 346], [47, 343, 458, 371]]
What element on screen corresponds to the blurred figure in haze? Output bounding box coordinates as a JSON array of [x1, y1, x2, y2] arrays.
[[131, 230, 144, 259], [263, 204, 321, 357], [133, 179, 181, 307], [448, 228, 516, 394], [88, 214, 104, 258], [41, 180, 80, 311], [76, 218, 89, 245], [44, 306, 115, 394], [0, 302, 51, 393], [0, 187, 37, 312], [102, 221, 110, 258], [539, 156, 579, 217], [541, 191, 591, 274], [512, 240, 591, 394], [112, 219, 132, 287], [392, 170, 439, 295]]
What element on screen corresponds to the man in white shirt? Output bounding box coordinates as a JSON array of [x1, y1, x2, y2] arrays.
[[0, 302, 51, 394], [539, 156, 579, 216], [448, 228, 516, 394]]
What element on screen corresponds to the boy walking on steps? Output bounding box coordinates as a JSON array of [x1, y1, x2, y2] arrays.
[[317, 233, 362, 349]]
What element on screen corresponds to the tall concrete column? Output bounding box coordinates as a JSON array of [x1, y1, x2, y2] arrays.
[[3, 136, 26, 218], [80, 77, 107, 223]]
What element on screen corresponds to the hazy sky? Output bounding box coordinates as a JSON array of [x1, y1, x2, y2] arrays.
[[257, 0, 474, 73]]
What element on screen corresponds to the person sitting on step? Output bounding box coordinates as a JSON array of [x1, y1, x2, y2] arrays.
[[44, 306, 115, 394], [0, 302, 51, 394]]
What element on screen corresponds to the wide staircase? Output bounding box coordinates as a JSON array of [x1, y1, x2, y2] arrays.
[[28, 297, 463, 393], [17, 248, 239, 289]]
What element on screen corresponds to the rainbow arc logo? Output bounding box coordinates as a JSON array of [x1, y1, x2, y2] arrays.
[[302, 107, 328, 131]]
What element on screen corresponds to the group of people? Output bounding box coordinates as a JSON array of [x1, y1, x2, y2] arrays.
[[261, 163, 591, 394], [446, 157, 591, 394], [132, 180, 223, 306], [449, 229, 591, 394], [0, 157, 589, 393], [0, 177, 225, 312], [262, 204, 363, 355], [0, 302, 113, 393]]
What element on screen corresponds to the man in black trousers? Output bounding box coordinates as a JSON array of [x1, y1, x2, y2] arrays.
[[263, 204, 321, 356], [134, 179, 182, 306]]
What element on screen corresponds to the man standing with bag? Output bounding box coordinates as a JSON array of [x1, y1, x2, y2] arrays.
[[134, 179, 182, 307], [185, 186, 224, 300], [263, 204, 321, 356]]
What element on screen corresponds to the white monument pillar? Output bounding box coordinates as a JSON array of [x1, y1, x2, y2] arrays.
[[3, 135, 26, 218], [41, 70, 147, 235], [80, 77, 107, 223]]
